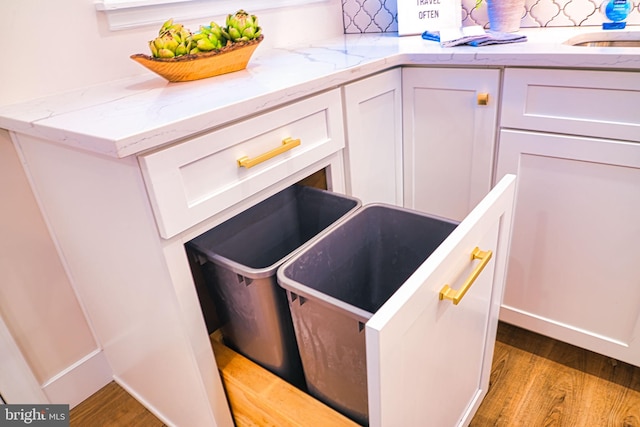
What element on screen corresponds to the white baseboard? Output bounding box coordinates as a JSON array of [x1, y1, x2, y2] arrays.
[[0, 315, 48, 404], [42, 349, 112, 408]]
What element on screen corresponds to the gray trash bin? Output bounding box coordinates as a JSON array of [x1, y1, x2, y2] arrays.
[[276, 204, 458, 425], [186, 185, 360, 389]]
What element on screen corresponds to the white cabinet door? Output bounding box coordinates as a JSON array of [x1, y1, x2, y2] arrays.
[[402, 68, 500, 221], [367, 174, 516, 427], [343, 69, 403, 206], [496, 129, 640, 367]]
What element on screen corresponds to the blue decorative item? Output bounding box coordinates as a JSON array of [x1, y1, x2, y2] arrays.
[[602, 0, 631, 29]]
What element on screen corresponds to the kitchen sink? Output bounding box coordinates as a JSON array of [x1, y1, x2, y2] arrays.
[[564, 31, 640, 47]]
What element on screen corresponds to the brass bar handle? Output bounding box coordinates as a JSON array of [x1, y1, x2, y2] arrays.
[[237, 137, 301, 169], [439, 247, 493, 305], [477, 93, 490, 106]]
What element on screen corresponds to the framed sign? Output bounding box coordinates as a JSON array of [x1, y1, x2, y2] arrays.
[[397, 0, 462, 36]]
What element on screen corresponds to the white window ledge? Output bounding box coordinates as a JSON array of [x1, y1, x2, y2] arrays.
[[95, 0, 327, 31]]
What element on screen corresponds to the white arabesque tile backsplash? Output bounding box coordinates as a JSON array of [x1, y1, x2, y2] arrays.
[[342, 0, 640, 33]]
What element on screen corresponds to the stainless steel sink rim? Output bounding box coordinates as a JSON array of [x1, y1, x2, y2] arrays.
[[571, 40, 640, 47], [564, 31, 640, 48]]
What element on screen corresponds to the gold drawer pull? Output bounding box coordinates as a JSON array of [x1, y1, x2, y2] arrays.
[[477, 93, 490, 106], [439, 247, 493, 305], [237, 137, 301, 169]]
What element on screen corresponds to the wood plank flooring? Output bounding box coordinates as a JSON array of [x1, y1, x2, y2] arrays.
[[70, 322, 640, 426], [471, 323, 640, 427], [209, 333, 359, 426], [69, 381, 164, 426]]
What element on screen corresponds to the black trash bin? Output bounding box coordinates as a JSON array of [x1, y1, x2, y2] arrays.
[[186, 185, 360, 389], [276, 204, 458, 424]]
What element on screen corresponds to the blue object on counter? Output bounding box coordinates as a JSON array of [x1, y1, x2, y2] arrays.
[[421, 29, 527, 47], [602, 0, 631, 29]]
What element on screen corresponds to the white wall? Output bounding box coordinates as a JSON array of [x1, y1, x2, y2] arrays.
[[0, 0, 344, 406], [0, 0, 345, 107]]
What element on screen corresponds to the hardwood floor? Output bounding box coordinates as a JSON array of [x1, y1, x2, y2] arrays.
[[471, 323, 640, 426], [69, 381, 164, 426], [70, 322, 640, 426]]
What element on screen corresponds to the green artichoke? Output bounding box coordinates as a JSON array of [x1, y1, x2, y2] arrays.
[[146, 13, 262, 59], [224, 10, 262, 42], [193, 23, 228, 51], [149, 19, 193, 58]]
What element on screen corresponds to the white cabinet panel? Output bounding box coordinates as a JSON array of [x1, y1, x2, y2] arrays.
[[501, 68, 640, 143], [367, 174, 516, 427], [139, 89, 345, 239], [344, 69, 403, 206], [496, 129, 640, 366], [402, 68, 500, 222]]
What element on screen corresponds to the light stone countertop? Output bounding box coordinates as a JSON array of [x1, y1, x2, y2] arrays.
[[1, 26, 639, 158]]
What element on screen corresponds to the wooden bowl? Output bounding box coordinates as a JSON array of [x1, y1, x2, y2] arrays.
[[130, 35, 263, 82]]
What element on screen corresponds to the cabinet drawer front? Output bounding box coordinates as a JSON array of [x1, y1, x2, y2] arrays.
[[139, 89, 345, 238], [366, 175, 516, 427], [502, 68, 640, 142]]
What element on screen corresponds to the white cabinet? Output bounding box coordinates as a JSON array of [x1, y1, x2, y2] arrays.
[[343, 69, 403, 206], [12, 69, 515, 427], [279, 175, 516, 426], [402, 67, 500, 221], [139, 89, 347, 239], [13, 89, 349, 427], [496, 68, 640, 367], [500, 68, 640, 143], [367, 175, 515, 427]]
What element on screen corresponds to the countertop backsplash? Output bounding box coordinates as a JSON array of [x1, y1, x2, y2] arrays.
[[342, 0, 640, 33]]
